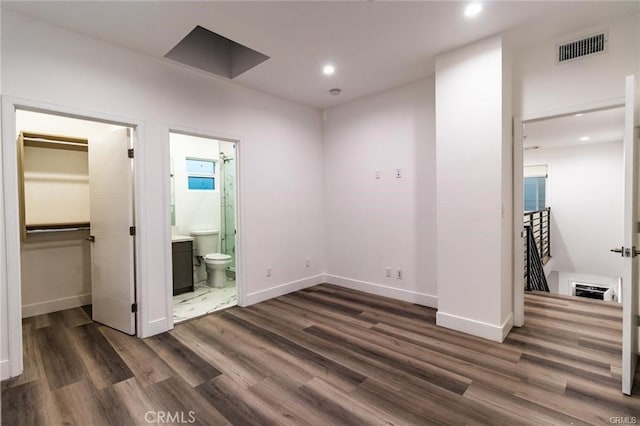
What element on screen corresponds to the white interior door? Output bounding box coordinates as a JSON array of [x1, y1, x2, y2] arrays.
[[89, 127, 136, 335], [622, 74, 639, 395]]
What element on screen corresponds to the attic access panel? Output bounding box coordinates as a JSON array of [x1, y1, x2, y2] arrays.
[[165, 25, 270, 79]]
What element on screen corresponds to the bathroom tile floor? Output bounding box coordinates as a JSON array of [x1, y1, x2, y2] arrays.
[[173, 280, 237, 323]]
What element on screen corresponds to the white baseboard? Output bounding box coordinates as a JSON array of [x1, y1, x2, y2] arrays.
[[436, 311, 513, 342], [22, 293, 92, 318], [243, 274, 325, 306], [141, 317, 171, 338], [324, 274, 438, 308], [1, 359, 10, 380]]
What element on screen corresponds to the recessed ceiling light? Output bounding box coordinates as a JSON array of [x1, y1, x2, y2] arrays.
[[323, 65, 335, 75], [580, 136, 590, 141], [575, 113, 584, 117], [464, 3, 482, 18]]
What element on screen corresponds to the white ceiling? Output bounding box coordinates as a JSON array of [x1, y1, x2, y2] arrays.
[[3, 1, 638, 109], [523, 106, 625, 150]]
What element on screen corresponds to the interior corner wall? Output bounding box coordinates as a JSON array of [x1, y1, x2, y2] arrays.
[[513, 13, 640, 118], [322, 78, 437, 307], [435, 35, 512, 342], [0, 8, 325, 370]]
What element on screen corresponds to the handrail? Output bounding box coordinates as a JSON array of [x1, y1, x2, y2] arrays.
[[525, 225, 550, 292], [523, 207, 551, 291], [524, 207, 551, 261]]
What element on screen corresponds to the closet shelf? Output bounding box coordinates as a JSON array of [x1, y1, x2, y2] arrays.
[[22, 132, 88, 152], [26, 223, 90, 234]]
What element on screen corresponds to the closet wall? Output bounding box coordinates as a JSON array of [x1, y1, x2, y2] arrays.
[[17, 111, 121, 317]]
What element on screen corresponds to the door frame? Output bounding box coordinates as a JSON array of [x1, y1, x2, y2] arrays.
[[512, 98, 625, 327], [165, 125, 245, 328], [1, 96, 145, 378]]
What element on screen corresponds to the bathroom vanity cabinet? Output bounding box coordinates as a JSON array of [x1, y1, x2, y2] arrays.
[[172, 238, 194, 295]]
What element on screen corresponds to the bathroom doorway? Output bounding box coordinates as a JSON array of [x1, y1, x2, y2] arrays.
[[14, 109, 137, 334], [169, 132, 239, 323]]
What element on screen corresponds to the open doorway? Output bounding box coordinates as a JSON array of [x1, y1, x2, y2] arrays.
[[169, 132, 239, 323], [513, 101, 639, 395], [521, 107, 625, 302], [15, 109, 137, 334]]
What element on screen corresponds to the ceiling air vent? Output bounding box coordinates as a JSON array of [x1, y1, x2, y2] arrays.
[[557, 31, 607, 64]]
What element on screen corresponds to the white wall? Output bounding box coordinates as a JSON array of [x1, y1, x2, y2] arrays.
[[513, 13, 640, 118], [524, 141, 624, 281], [170, 133, 221, 238], [435, 35, 513, 342], [1, 10, 325, 376], [21, 233, 91, 317], [322, 78, 437, 306]]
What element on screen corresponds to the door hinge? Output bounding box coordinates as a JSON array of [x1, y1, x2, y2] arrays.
[[128, 148, 134, 159], [131, 303, 138, 313], [129, 226, 136, 236]]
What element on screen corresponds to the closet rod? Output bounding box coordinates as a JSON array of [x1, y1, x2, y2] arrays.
[[23, 137, 88, 147], [26, 227, 90, 234], [25, 222, 90, 233], [22, 132, 87, 144], [22, 132, 89, 152]]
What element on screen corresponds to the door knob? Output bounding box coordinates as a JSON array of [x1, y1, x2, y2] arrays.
[[86, 235, 95, 242], [610, 246, 639, 257]]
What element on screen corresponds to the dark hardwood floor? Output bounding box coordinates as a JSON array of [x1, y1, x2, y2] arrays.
[[3, 284, 640, 425]]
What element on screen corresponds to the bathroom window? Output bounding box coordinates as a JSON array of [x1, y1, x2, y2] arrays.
[[186, 158, 215, 175], [188, 176, 215, 190], [186, 158, 215, 191]]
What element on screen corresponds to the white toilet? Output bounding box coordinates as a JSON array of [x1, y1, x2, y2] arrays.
[[190, 230, 232, 288]]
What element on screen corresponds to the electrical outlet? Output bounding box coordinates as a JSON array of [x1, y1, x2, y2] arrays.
[[266, 266, 272, 277], [395, 168, 402, 178], [305, 258, 310, 268], [385, 267, 391, 278], [397, 269, 403, 279]]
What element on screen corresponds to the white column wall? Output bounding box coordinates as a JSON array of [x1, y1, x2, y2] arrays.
[[435, 35, 513, 342]]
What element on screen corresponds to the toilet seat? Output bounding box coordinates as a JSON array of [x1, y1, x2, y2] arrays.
[[204, 253, 232, 262]]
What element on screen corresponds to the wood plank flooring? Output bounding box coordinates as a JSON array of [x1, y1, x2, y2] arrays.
[[3, 284, 640, 425]]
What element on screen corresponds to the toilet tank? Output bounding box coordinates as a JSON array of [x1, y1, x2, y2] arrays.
[[190, 230, 219, 256]]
